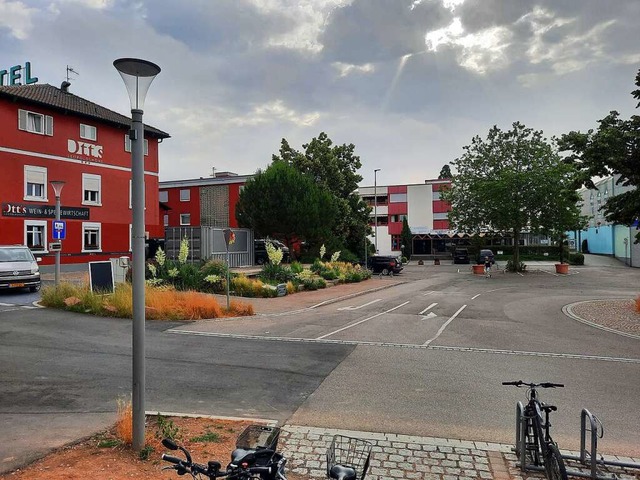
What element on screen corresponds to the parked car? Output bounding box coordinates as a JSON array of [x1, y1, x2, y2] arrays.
[[0, 245, 41, 292], [367, 255, 403, 275], [453, 248, 470, 264], [254, 239, 290, 265], [477, 249, 495, 264]]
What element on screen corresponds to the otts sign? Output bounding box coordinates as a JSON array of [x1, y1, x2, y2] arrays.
[[0, 62, 38, 86]]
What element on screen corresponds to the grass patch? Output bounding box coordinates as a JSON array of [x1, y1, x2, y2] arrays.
[[40, 282, 254, 320], [96, 438, 122, 448], [190, 431, 221, 443]]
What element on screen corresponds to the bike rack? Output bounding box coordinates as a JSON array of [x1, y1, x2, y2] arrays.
[[514, 405, 640, 480]]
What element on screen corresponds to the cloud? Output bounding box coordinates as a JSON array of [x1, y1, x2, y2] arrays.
[[0, 0, 37, 39]]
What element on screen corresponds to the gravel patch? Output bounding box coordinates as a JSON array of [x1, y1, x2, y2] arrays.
[[571, 299, 640, 335]]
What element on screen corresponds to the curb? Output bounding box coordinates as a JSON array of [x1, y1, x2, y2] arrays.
[[563, 301, 640, 340]]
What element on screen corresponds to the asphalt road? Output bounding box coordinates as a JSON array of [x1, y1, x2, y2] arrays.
[[1, 261, 639, 473]]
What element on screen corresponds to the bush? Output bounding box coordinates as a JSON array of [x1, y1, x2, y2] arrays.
[[259, 263, 295, 284], [569, 253, 585, 265], [506, 259, 527, 272], [201, 259, 229, 278], [289, 261, 304, 274]]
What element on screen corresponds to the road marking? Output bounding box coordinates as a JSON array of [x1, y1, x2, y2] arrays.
[[421, 312, 437, 320], [316, 301, 410, 340], [423, 305, 467, 346], [419, 303, 437, 314], [337, 299, 382, 311], [471, 293, 481, 300], [166, 330, 640, 364], [422, 291, 435, 296], [0, 302, 14, 306]]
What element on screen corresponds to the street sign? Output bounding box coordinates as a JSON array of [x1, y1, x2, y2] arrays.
[[52, 220, 66, 240]]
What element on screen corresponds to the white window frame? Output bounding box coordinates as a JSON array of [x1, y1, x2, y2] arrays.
[[163, 214, 169, 226], [180, 214, 191, 225], [124, 134, 149, 155], [24, 165, 48, 201], [18, 109, 53, 136], [82, 173, 102, 206], [80, 123, 97, 141], [24, 220, 48, 253], [180, 189, 190, 202], [82, 222, 102, 252], [159, 190, 168, 203]]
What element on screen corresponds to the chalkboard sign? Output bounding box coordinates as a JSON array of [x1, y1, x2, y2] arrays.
[[89, 261, 114, 293]]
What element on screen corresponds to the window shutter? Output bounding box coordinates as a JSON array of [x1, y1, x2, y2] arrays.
[[26, 168, 45, 184], [45, 116, 53, 136], [84, 175, 100, 192], [18, 109, 27, 131]]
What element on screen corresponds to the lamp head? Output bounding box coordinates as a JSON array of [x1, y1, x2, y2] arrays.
[[50, 180, 65, 198], [113, 58, 161, 111]]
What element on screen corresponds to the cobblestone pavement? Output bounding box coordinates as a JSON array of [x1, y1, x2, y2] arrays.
[[280, 425, 640, 480]]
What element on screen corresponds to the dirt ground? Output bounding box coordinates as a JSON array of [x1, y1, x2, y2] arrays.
[[0, 416, 304, 480]]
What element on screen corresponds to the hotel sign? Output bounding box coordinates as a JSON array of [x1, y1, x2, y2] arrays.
[[0, 62, 38, 86], [2, 203, 89, 220]]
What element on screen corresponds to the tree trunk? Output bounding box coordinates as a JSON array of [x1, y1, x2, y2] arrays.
[[513, 230, 521, 269]]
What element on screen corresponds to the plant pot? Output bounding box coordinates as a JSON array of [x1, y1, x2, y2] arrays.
[[472, 264, 485, 275], [555, 263, 569, 274]]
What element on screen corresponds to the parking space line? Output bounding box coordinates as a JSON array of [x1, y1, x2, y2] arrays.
[[316, 301, 410, 340], [422, 305, 467, 346], [337, 299, 382, 311]]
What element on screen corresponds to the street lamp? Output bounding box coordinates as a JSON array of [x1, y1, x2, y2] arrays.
[[50, 180, 65, 286], [374, 169, 381, 253], [113, 57, 161, 452]]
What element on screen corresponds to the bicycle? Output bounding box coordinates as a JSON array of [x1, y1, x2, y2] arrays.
[[162, 424, 372, 480], [503, 380, 568, 480]]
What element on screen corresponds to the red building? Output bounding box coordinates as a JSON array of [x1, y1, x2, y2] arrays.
[[0, 83, 169, 265], [159, 172, 251, 229]]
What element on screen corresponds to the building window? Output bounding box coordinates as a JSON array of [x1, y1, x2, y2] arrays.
[[433, 212, 448, 220], [25, 221, 47, 252], [180, 214, 191, 225], [180, 189, 190, 202], [391, 214, 407, 223], [163, 214, 169, 226], [80, 123, 97, 141], [389, 193, 407, 203], [18, 109, 53, 136], [432, 191, 441, 201], [159, 191, 168, 202], [24, 165, 47, 201], [82, 173, 101, 205], [391, 235, 402, 250], [82, 222, 101, 251], [124, 134, 149, 155]]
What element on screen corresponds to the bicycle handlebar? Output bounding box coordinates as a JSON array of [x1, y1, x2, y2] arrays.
[[502, 380, 564, 388]]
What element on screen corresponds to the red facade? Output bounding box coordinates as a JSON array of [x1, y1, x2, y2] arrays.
[[0, 84, 169, 265]]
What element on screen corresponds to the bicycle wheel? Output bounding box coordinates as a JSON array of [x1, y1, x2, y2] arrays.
[[524, 416, 541, 466], [544, 444, 568, 480]]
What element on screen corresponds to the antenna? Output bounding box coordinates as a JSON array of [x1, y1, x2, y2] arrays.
[[66, 65, 79, 82]]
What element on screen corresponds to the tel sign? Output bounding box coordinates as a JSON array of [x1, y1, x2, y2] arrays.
[[0, 62, 38, 86]]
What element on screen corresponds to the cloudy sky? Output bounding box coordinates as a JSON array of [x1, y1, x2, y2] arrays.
[[2, 0, 639, 186]]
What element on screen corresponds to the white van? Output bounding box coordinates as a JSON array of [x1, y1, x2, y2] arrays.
[[0, 245, 41, 292]]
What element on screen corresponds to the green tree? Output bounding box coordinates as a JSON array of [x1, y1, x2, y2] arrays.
[[438, 164, 452, 179], [235, 162, 337, 251], [272, 132, 371, 257], [558, 68, 640, 242], [400, 216, 412, 260], [442, 122, 583, 270]]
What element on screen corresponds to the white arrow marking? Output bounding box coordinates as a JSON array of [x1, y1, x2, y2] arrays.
[[421, 312, 438, 320], [419, 303, 438, 314], [318, 301, 410, 339], [337, 299, 382, 311]]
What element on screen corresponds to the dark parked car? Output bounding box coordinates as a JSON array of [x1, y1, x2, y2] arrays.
[[453, 248, 470, 264], [477, 249, 495, 264], [254, 239, 290, 265], [367, 255, 403, 275], [0, 245, 41, 292]]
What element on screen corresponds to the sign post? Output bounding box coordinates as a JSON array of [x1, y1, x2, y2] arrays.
[[223, 228, 236, 310]]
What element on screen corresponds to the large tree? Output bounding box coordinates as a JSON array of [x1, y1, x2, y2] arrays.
[[272, 132, 371, 257], [235, 161, 337, 250], [438, 164, 452, 179], [442, 122, 583, 269], [558, 68, 640, 242]]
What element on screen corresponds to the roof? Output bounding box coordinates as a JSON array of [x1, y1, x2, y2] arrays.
[[0, 83, 170, 139], [160, 174, 254, 188]]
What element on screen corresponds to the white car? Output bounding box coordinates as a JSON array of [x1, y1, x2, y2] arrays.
[[0, 245, 41, 292]]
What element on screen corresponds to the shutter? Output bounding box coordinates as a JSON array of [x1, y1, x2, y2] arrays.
[[45, 116, 53, 136], [84, 175, 100, 192], [18, 109, 27, 131], [26, 167, 45, 184]]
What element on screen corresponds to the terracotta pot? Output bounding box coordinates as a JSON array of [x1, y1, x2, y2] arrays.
[[472, 264, 485, 275], [555, 263, 569, 274]]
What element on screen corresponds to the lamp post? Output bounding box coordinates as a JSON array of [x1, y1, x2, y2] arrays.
[[50, 180, 65, 286], [113, 58, 160, 452], [374, 169, 381, 253]]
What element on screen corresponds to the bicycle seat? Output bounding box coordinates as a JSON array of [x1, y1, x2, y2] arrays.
[[329, 464, 357, 480]]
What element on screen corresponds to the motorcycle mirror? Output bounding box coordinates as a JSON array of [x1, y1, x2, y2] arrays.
[[162, 438, 178, 450]]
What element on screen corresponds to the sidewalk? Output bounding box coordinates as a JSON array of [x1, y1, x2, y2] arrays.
[[279, 425, 640, 480]]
